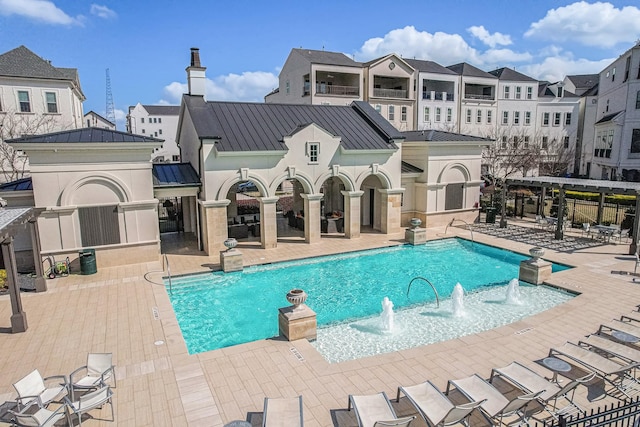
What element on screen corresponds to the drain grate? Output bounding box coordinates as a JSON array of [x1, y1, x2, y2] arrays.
[[152, 307, 160, 320], [289, 347, 305, 362], [515, 327, 533, 335]]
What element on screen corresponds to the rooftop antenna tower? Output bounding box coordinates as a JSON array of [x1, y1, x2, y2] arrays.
[[105, 68, 116, 128]]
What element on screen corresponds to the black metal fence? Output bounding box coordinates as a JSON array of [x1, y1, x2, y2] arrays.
[[532, 397, 640, 427]]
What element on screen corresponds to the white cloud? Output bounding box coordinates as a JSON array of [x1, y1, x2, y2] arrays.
[[161, 71, 278, 104], [525, 1, 640, 48], [519, 54, 613, 82], [0, 0, 82, 25], [467, 25, 512, 48], [90, 4, 116, 19]]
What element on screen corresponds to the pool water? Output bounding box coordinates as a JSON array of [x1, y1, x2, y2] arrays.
[[166, 238, 572, 355]]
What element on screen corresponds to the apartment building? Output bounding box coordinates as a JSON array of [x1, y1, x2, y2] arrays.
[[0, 45, 85, 137], [126, 103, 180, 162], [563, 74, 599, 177], [590, 43, 640, 181], [83, 111, 115, 130]]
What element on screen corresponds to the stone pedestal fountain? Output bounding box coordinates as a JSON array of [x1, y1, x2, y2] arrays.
[[278, 288, 317, 341], [519, 247, 552, 285], [405, 218, 427, 245], [220, 238, 243, 272]]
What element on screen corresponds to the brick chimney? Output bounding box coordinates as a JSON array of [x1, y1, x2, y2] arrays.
[[186, 47, 206, 97]]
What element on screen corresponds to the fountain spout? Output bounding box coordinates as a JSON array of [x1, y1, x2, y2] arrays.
[[452, 283, 465, 317], [381, 297, 394, 332], [505, 278, 522, 305]]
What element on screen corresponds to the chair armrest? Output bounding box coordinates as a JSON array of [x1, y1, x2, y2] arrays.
[[15, 394, 44, 408], [69, 366, 88, 383], [577, 372, 597, 383], [99, 366, 115, 384], [44, 374, 68, 386]]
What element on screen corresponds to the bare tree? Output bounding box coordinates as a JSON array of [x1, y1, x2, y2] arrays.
[[531, 131, 576, 177], [0, 110, 62, 182], [481, 126, 538, 185]]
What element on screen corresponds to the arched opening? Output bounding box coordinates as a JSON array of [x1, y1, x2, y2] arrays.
[[225, 180, 263, 244], [320, 176, 345, 235], [278, 178, 306, 242]]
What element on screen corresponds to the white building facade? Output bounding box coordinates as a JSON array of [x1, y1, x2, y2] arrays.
[[127, 103, 180, 162]]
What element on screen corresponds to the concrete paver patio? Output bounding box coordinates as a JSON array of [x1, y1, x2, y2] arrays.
[[1, 221, 639, 426]]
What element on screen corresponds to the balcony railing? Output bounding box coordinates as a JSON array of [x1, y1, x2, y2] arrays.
[[316, 84, 359, 96], [464, 94, 494, 100], [422, 92, 454, 101], [373, 88, 408, 98]]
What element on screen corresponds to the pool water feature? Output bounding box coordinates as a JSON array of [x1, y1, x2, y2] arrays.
[[166, 238, 572, 356]]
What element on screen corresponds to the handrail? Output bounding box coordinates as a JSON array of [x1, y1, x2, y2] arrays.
[[164, 254, 172, 295], [444, 218, 474, 243], [407, 277, 439, 308]]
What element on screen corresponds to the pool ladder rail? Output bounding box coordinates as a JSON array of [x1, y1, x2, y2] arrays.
[[164, 254, 173, 295], [407, 277, 440, 308]]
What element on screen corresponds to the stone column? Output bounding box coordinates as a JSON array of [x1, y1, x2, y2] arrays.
[[342, 190, 363, 239], [259, 196, 279, 249], [301, 194, 323, 244], [379, 189, 403, 234], [28, 219, 46, 292], [200, 199, 230, 255], [3, 237, 27, 333], [630, 192, 640, 255]]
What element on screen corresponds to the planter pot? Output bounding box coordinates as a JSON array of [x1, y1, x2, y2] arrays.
[[410, 218, 422, 230], [223, 238, 238, 251], [529, 247, 545, 261], [286, 289, 308, 310]]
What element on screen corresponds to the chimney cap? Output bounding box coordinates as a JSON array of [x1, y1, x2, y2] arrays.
[[190, 47, 202, 68]]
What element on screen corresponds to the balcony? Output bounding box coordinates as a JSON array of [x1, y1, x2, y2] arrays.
[[422, 91, 454, 101], [373, 88, 408, 98], [316, 84, 359, 97], [464, 93, 494, 100]]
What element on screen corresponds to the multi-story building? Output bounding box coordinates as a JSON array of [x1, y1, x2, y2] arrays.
[[126, 103, 180, 162], [563, 74, 599, 177], [83, 111, 115, 130], [590, 43, 640, 181], [405, 58, 458, 132], [0, 45, 85, 138], [447, 62, 498, 138], [264, 48, 363, 106]]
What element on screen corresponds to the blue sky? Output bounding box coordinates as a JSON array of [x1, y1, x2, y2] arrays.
[[1, 0, 639, 130]]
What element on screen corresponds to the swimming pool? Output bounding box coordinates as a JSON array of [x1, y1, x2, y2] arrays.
[[166, 238, 572, 355]]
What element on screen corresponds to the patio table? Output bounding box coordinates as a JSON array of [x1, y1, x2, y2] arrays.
[[593, 225, 619, 243]]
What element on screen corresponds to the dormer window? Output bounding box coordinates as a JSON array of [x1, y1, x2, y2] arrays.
[[307, 142, 319, 163]]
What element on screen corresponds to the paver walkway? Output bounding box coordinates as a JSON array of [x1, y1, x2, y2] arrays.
[[0, 222, 639, 426]]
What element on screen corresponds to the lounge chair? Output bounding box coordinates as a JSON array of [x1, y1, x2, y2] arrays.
[[64, 385, 114, 426], [262, 395, 303, 427], [580, 334, 640, 364], [446, 374, 541, 426], [599, 320, 640, 340], [8, 404, 68, 427], [490, 361, 593, 419], [549, 342, 640, 398], [69, 353, 115, 400], [348, 392, 415, 427], [396, 380, 483, 426], [13, 369, 67, 410]]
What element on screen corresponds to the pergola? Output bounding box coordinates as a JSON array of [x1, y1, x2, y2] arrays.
[[503, 177, 640, 254], [0, 206, 45, 333]]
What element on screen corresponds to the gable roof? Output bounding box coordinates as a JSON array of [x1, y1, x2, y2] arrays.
[[404, 59, 457, 75], [595, 111, 624, 125], [84, 110, 115, 126], [566, 74, 599, 91], [142, 105, 180, 115], [183, 95, 402, 152], [488, 67, 537, 82], [291, 48, 360, 67], [447, 62, 497, 79], [0, 46, 84, 97], [6, 127, 163, 144], [402, 129, 493, 142]]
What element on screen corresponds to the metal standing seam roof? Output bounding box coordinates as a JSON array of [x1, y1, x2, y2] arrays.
[[142, 105, 180, 115], [183, 96, 402, 152], [6, 127, 163, 144], [402, 130, 493, 143], [505, 176, 640, 195], [152, 163, 201, 187], [595, 111, 624, 124], [401, 161, 423, 174], [0, 178, 32, 191]]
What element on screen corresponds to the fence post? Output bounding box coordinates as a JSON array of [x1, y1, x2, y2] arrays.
[[572, 200, 576, 225], [558, 414, 566, 427]]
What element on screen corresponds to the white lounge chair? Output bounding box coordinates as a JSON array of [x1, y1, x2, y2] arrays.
[[447, 374, 541, 426], [348, 392, 415, 427], [13, 369, 67, 410], [8, 404, 68, 427], [581, 335, 640, 364], [397, 380, 483, 426], [549, 342, 640, 399], [490, 361, 593, 419], [64, 385, 114, 426], [69, 353, 115, 400], [262, 395, 303, 427]]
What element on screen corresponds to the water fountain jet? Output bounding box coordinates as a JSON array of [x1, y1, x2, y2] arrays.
[[452, 283, 465, 317], [380, 297, 394, 332], [505, 278, 522, 305]]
